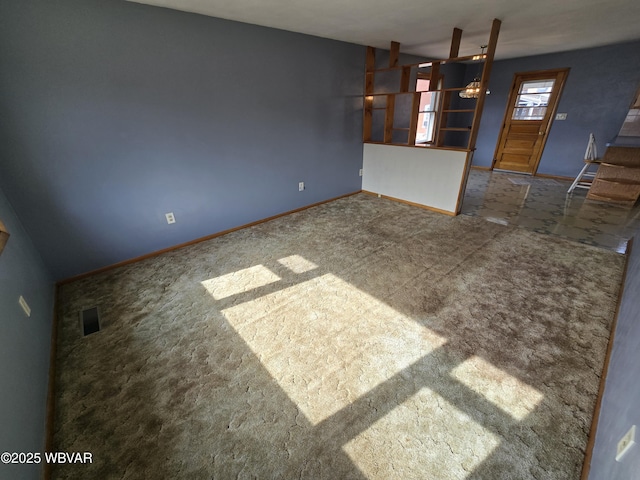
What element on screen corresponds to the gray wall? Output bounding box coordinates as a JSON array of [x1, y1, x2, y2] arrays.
[[590, 241, 640, 479], [0, 187, 55, 480], [473, 40, 640, 176], [0, 0, 365, 281]]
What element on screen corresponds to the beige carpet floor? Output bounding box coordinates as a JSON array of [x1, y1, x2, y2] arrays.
[[53, 193, 624, 479]]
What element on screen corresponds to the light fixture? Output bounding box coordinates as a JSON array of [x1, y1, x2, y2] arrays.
[[460, 46, 490, 99]]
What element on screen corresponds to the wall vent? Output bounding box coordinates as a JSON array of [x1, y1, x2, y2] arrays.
[[80, 307, 101, 336]]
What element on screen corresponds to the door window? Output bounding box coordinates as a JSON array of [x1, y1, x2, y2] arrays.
[[512, 80, 555, 120]]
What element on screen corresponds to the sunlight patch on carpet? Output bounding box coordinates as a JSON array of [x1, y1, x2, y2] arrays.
[[450, 356, 544, 421], [343, 386, 500, 479], [218, 272, 447, 424], [201, 264, 281, 300], [277, 254, 318, 273]]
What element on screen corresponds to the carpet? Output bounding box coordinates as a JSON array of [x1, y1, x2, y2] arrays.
[[53, 193, 624, 479]]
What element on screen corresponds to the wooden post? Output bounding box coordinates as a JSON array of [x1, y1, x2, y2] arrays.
[[429, 62, 440, 91], [449, 28, 463, 59], [389, 41, 400, 67], [408, 93, 421, 145], [363, 46, 376, 142], [400, 66, 411, 92], [467, 18, 501, 151], [384, 95, 396, 143]]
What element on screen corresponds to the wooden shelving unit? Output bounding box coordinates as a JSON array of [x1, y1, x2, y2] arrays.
[[363, 19, 500, 151], [587, 147, 640, 206], [361, 20, 501, 217]]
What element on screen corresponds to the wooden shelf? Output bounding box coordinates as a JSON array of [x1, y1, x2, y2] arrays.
[[366, 87, 478, 97], [362, 19, 500, 151], [369, 54, 487, 73]]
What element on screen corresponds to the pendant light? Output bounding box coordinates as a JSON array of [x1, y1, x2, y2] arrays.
[[460, 46, 490, 99]]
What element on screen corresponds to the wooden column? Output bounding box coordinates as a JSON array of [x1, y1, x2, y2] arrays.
[[389, 41, 400, 67], [467, 18, 501, 151], [384, 41, 401, 143], [384, 95, 396, 143], [400, 66, 411, 92], [408, 93, 421, 145], [435, 28, 462, 147], [449, 28, 463, 58], [363, 46, 375, 142]]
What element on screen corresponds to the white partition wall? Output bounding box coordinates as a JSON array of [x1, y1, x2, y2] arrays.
[[362, 144, 471, 215]]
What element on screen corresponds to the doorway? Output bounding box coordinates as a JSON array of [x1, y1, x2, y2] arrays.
[[493, 69, 569, 174]]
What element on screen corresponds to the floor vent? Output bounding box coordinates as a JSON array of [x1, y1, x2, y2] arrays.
[[80, 307, 101, 336]]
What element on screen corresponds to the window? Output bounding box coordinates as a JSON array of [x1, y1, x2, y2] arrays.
[[511, 79, 555, 120], [415, 77, 440, 144]]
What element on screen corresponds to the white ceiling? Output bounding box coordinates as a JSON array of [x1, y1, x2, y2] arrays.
[[128, 0, 640, 60]]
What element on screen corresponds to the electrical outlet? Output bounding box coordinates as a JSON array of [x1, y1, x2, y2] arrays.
[[616, 425, 636, 462], [165, 212, 176, 224], [359, 168, 363, 177], [19, 295, 31, 317], [298, 182, 305, 192]]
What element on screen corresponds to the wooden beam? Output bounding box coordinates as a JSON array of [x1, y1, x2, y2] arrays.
[[449, 28, 463, 58], [400, 66, 411, 92], [435, 91, 452, 147], [384, 94, 396, 143], [429, 62, 440, 91], [389, 41, 400, 67], [363, 95, 373, 142], [365, 46, 375, 96], [364, 46, 376, 142], [365, 46, 375, 72], [467, 18, 501, 151], [408, 93, 421, 145], [365, 71, 375, 95]]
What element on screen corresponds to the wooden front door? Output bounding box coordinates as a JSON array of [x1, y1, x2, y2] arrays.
[[493, 69, 569, 174]]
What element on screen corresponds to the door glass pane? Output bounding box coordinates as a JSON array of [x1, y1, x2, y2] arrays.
[[512, 79, 555, 120]]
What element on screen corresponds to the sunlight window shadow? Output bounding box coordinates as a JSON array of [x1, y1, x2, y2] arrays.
[[277, 254, 318, 273], [343, 386, 500, 479], [207, 270, 447, 425], [450, 355, 544, 421], [201, 264, 281, 300]]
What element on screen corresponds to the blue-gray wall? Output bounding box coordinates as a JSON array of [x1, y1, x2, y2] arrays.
[[474, 40, 640, 176], [590, 242, 640, 479], [0, 0, 364, 280], [0, 187, 55, 480]]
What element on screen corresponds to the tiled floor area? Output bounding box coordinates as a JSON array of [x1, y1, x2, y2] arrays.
[[460, 169, 640, 254]]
